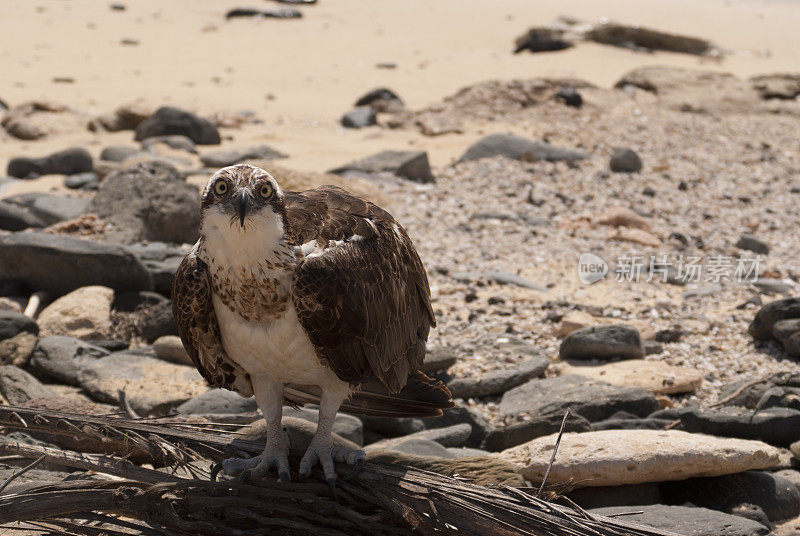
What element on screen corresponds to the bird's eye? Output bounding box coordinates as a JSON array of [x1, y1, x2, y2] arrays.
[[259, 183, 274, 198], [214, 180, 228, 195]]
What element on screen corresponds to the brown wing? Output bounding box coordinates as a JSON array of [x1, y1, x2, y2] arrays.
[[286, 186, 436, 394], [171, 244, 253, 396]]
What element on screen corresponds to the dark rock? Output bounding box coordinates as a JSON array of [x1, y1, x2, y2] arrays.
[[736, 234, 770, 255], [134, 106, 221, 145], [458, 134, 587, 164], [275, 0, 316, 4], [199, 145, 287, 168], [354, 88, 405, 113], [140, 135, 197, 153], [88, 161, 200, 244], [89, 339, 129, 352], [0, 233, 152, 295], [750, 74, 800, 101], [421, 405, 491, 448], [78, 352, 206, 415], [27, 336, 109, 386], [753, 279, 791, 295], [100, 145, 141, 162], [756, 386, 800, 411], [7, 147, 93, 179], [283, 406, 363, 446], [422, 346, 458, 373], [774, 469, 800, 494], [483, 270, 548, 291], [786, 332, 800, 358], [592, 417, 676, 431], [513, 27, 573, 53], [225, 8, 301, 19], [0, 201, 45, 231], [555, 87, 583, 107], [661, 471, 800, 522], [5, 193, 90, 225], [587, 23, 713, 55], [341, 107, 377, 128], [559, 325, 644, 361], [447, 355, 549, 399], [142, 257, 182, 296], [655, 327, 684, 343], [679, 406, 800, 447], [368, 424, 472, 451], [482, 411, 592, 452], [499, 374, 659, 422], [176, 388, 258, 415], [64, 172, 99, 190], [609, 147, 643, 172], [643, 340, 664, 355], [589, 505, 769, 536], [0, 365, 56, 404], [112, 290, 169, 313], [358, 414, 424, 438], [774, 320, 800, 346], [567, 483, 662, 509], [133, 301, 178, 342], [749, 298, 800, 340], [0, 311, 38, 341], [329, 150, 434, 183], [718, 379, 778, 409]]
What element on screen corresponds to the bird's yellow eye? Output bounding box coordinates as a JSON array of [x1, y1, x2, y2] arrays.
[[259, 183, 274, 199], [214, 180, 228, 195]]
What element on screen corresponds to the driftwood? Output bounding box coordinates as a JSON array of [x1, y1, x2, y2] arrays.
[[0, 405, 681, 536]]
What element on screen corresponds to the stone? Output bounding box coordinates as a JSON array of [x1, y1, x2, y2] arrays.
[[1, 101, 87, 140], [374, 437, 454, 458], [594, 207, 651, 231], [366, 424, 472, 452], [555, 87, 582, 107], [756, 386, 800, 411], [447, 355, 549, 399], [0, 311, 39, 341], [786, 333, 800, 358], [225, 8, 301, 19], [421, 405, 491, 448], [5, 193, 90, 225], [750, 73, 800, 100], [341, 107, 376, 128], [354, 88, 405, 113], [482, 412, 592, 452], [681, 406, 800, 447], [661, 471, 800, 522], [132, 301, 178, 342], [501, 429, 781, 488], [513, 27, 573, 53], [609, 227, 661, 247], [134, 106, 221, 145], [329, 150, 434, 183], [458, 134, 587, 164], [358, 415, 424, 437], [7, 147, 93, 179], [0, 365, 56, 404], [557, 360, 702, 395], [91, 101, 153, 131], [112, 290, 169, 313], [88, 161, 200, 244], [609, 147, 643, 172], [737, 234, 770, 255], [152, 335, 192, 365], [0, 332, 36, 367], [753, 278, 791, 295], [422, 346, 458, 373], [283, 406, 363, 446], [37, 286, 113, 340], [592, 416, 675, 431], [559, 325, 644, 361], [750, 298, 800, 340], [483, 270, 547, 291], [0, 201, 45, 231], [78, 352, 207, 415], [589, 505, 769, 536], [447, 447, 491, 458], [199, 145, 287, 167], [28, 336, 109, 386], [100, 145, 141, 162], [176, 388, 258, 415], [140, 135, 197, 154], [587, 22, 713, 55], [498, 374, 659, 422], [567, 483, 662, 509], [64, 172, 99, 190]]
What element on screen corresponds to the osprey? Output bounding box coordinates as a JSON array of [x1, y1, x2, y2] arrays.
[[173, 164, 452, 488]]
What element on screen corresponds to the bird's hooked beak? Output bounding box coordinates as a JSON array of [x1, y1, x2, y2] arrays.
[[233, 189, 253, 228]]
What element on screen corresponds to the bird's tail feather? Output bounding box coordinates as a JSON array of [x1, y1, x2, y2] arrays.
[[284, 371, 453, 418]]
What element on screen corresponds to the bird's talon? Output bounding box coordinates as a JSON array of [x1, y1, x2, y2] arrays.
[[209, 463, 223, 482], [342, 457, 364, 482], [278, 470, 292, 484], [327, 477, 338, 500], [238, 469, 252, 484]]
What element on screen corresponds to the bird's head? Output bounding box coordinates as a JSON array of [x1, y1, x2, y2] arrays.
[[199, 164, 286, 234]]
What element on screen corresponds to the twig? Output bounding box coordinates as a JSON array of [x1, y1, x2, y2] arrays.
[[537, 409, 571, 498], [0, 455, 46, 494], [117, 390, 141, 420]]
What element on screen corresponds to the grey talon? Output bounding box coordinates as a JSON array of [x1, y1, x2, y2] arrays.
[[238, 469, 252, 484], [278, 470, 291, 484], [342, 457, 364, 482], [327, 477, 338, 500]]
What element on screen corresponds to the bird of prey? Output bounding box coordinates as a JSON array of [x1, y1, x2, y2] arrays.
[[173, 164, 452, 488]]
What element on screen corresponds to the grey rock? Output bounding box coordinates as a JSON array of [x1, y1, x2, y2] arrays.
[[112, 290, 169, 313], [132, 301, 178, 342], [499, 374, 659, 422], [458, 134, 587, 164], [375, 437, 454, 458], [421, 405, 490, 448], [592, 417, 676, 431], [0, 365, 56, 404], [555, 87, 583, 107], [5, 192, 90, 224], [367, 424, 472, 451], [447, 447, 491, 458], [422, 346, 458, 373], [559, 324, 644, 361], [660, 471, 800, 522], [341, 107, 377, 128], [0, 311, 39, 342], [679, 406, 800, 447], [609, 147, 643, 172], [140, 135, 197, 153], [64, 172, 99, 190], [736, 234, 770, 255], [329, 150, 434, 183], [513, 27, 573, 53], [643, 340, 664, 355], [753, 278, 791, 295], [176, 388, 258, 415], [225, 8, 301, 19], [7, 147, 93, 179], [199, 145, 287, 167], [134, 106, 220, 145], [0, 201, 46, 231], [447, 355, 549, 399], [483, 270, 548, 291], [142, 256, 183, 295], [756, 386, 800, 411], [0, 233, 152, 295], [100, 145, 142, 162], [358, 414, 424, 437], [774, 469, 800, 494], [786, 332, 800, 358], [28, 336, 109, 386], [482, 411, 592, 452], [587, 23, 713, 55], [354, 88, 405, 113], [749, 298, 800, 340], [283, 406, 363, 446], [589, 505, 769, 536], [88, 161, 200, 244], [683, 283, 723, 299]]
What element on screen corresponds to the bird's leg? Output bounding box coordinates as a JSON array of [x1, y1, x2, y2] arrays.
[[298, 388, 366, 492], [221, 379, 291, 483]]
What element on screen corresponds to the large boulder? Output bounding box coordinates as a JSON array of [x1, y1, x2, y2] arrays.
[[134, 106, 220, 145], [88, 161, 200, 244], [37, 286, 113, 340], [500, 429, 781, 488], [0, 233, 152, 295]]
